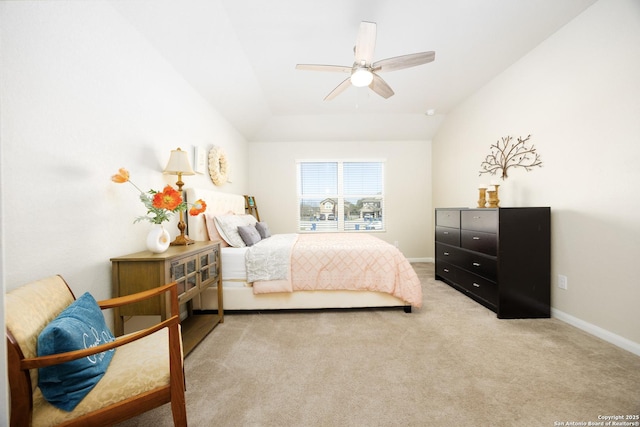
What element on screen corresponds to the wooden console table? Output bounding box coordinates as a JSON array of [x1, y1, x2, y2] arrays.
[[111, 241, 223, 355]]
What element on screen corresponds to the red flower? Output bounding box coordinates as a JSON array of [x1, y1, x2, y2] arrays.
[[152, 186, 183, 211], [189, 199, 207, 216]]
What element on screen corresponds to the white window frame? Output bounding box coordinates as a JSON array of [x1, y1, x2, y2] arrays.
[[296, 159, 385, 233]]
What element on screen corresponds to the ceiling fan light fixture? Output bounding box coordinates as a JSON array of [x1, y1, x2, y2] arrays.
[[351, 68, 373, 87], [296, 21, 435, 100]]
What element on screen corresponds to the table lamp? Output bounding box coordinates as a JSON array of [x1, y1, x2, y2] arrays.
[[164, 147, 195, 245]]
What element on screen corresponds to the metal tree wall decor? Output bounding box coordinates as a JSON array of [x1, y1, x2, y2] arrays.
[[479, 134, 543, 180]]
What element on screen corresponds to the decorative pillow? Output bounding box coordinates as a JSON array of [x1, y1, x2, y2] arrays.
[[37, 292, 116, 411], [255, 222, 271, 239], [238, 224, 262, 246], [204, 212, 230, 247], [214, 214, 259, 248]]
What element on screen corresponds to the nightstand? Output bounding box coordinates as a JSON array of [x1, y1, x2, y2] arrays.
[[111, 241, 223, 355]]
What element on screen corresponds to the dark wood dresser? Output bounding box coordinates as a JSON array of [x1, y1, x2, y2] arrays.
[[435, 207, 550, 318]]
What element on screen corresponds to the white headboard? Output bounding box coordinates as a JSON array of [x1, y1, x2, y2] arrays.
[[184, 188, 245, 242]]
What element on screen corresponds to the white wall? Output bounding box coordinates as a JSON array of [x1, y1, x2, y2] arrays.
[[248, 140, 432, 261], [0, 0, 249, 293], [432, 0, 640, 350], [0, 153, 6, 427]]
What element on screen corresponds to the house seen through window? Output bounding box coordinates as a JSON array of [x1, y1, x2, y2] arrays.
[[297, 161, 385, 232]]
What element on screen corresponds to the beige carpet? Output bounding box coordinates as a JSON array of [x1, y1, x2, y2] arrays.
[[116, 263, 640, 426]]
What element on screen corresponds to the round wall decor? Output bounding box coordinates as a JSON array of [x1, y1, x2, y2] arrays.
[[208, 146, 229, 186]]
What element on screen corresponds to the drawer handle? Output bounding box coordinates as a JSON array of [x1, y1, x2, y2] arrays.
[[472, 262, 480, 267], [473, 216, 481, 219], [472, 236, 480, 240], [443, 268, 449, 273], [443, 231, 449, 235], [443, 252, 450, 256], [473, 283, 480, 288]]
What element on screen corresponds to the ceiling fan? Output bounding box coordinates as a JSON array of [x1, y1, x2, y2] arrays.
[[296, 21, 435, 101]]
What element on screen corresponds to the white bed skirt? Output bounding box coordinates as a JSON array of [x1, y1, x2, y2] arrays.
[[192, 286, 410, 312]]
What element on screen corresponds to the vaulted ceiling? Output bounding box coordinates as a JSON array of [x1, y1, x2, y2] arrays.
[[112, 0, 597, 142]]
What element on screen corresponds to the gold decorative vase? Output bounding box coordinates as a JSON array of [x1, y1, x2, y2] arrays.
[[477, 187, 487, 208], [487, 184, 500, 208]]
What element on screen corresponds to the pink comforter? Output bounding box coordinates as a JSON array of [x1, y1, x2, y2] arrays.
[[253, 233, 422, 308]]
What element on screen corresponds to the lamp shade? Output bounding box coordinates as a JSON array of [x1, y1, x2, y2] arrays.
[[163, 147, 195, 175], [351, 68, 373, 87]]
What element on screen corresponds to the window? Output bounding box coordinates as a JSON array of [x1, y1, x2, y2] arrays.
[[297, 160, 384, 232]]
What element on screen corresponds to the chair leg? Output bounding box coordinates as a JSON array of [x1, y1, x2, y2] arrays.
[[171, 399, 187, 427], [171, 376, 187, 427], [169, 329, 188, 426]]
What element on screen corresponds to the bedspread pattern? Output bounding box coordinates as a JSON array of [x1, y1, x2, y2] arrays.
[[245, 234, 297, 283], [250, 233, 422, 307]]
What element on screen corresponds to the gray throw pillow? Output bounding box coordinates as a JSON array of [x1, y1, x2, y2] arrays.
[[255, 222, 271, 239], [238, 224, 262, 246]]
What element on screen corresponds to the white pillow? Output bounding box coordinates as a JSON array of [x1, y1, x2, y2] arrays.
[[214, 214, 258, 248], [203, 211, 237, 247]]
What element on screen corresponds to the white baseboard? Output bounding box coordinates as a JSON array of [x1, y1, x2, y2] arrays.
[[409, 257, 433, 263], [552, 308, 640, 357]]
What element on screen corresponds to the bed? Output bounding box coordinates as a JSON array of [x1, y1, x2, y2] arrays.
[[184, 188, 422, 312]]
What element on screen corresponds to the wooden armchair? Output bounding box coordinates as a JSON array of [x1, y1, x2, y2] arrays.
[[5, 275, 187, 427]]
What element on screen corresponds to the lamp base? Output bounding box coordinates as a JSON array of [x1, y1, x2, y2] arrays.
[[170, 234, 194, 246], [171, 216, 194, 246]]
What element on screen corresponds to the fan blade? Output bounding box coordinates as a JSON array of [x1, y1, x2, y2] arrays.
[[369, 73, 394, 99], [324, 77, 352, 101], [372, 51, 435, 73], [354, 21, 376, 65], [296, 64, 352, 73]]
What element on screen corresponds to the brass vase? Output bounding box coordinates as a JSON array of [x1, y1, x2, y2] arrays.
[[487, 185, 500, 208], [477, 187, 487, 208]]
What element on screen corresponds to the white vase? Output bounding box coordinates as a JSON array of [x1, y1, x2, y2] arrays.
[[146, 224, 171, 253]]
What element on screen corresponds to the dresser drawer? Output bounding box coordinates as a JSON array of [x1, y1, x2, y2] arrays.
[[435, 260, 459, 282], [435, 226, 460, 246], [461, 230, 497, 256], [436, 209, 460, 228], [461, 210, 497, 233], [461, 252, 497, 281], [456, 269, 498, 306], [435, 243, 465, 265]]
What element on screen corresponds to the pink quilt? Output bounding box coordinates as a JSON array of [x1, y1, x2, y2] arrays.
[[253, 233, 422, 308]]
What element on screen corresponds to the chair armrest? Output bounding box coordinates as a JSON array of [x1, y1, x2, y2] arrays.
[[98, 281, 177, 311], [20, 315, 179, 370]]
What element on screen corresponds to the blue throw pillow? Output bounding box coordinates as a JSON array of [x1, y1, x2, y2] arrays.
[[37, 292, 116, 411]]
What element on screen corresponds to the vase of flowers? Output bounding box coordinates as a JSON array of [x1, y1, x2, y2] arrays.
[[111, 168, 207, 253]]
